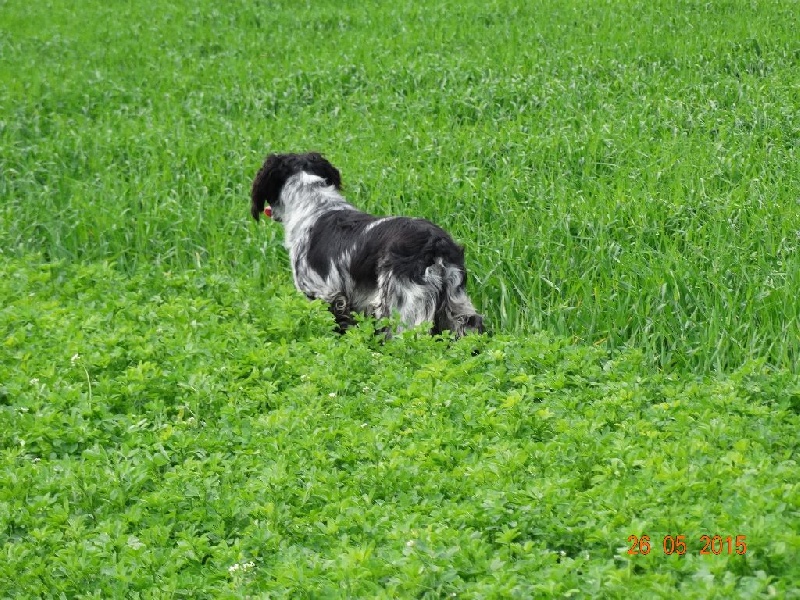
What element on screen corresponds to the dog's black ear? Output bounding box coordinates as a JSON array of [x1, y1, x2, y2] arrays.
[[251, 152, 342, 221], [305, 152, 342, 190], [251, 154, 285, 221]]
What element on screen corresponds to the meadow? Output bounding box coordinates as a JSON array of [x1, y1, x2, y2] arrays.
[[1, 0, 799, 597]]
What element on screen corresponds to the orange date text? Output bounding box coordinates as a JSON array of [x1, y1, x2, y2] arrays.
[[627, 535, 746, 556]]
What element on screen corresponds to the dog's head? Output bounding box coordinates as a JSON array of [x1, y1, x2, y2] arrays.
[[251, 152, 342, 222]]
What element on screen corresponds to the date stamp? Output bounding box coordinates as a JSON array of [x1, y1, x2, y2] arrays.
[[627, 535, 747, 556]]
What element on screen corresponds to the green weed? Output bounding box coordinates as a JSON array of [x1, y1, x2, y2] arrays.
[[1, 257, 798, 597], [1, 0, 798, 371]]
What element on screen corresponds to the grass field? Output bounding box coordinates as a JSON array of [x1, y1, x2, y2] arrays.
[[1, 0, 799, 597]]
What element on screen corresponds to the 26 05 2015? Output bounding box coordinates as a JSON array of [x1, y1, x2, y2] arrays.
[[627, 535, 747, 556]]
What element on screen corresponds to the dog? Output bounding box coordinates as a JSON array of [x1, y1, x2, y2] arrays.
[[250, 152, 484, 337]]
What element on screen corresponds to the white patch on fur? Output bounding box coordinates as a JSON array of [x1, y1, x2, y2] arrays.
[[363, 217, 394, 234]]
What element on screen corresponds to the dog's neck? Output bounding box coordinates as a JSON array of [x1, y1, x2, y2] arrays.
[[281, 172, 354, 247]]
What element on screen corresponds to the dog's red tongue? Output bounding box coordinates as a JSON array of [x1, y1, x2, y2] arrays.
[[264, 206, 272, 219]]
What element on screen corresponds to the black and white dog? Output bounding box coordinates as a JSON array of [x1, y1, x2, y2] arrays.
[[251, 152, 484, 336]]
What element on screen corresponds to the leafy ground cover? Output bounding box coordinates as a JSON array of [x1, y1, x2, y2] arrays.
[[1, 0, 799, 596], [1, 257, 798, 597]]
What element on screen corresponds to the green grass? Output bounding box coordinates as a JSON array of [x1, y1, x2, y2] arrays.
[[1, 0, 799, 596], [1, 0, 798, 371]]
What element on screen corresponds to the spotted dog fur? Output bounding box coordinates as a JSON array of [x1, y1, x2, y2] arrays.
[[251, 152, 484, 336]]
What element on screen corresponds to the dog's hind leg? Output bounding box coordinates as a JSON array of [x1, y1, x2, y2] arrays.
[[391, 271, 441, 333], [329, 294, 354, 333], [370, 272, 433, 335], [432, 265, 485, 337]]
